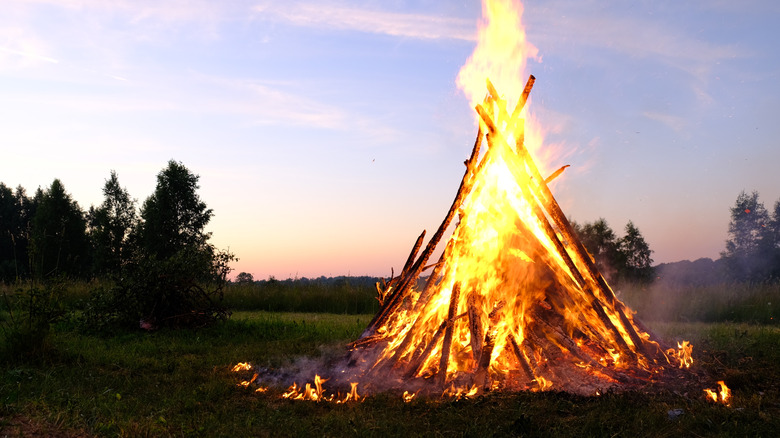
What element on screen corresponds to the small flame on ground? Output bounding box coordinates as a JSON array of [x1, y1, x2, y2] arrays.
[[402, 391, 417, 402], [704, 381, 731, 405], [443, 384, 479, 399], [666, 341, 694, 369], [238, 373, 258, 388], [535, 376, 552, 391], [231, 362, 252, 372], [280, 375, 362, 403]]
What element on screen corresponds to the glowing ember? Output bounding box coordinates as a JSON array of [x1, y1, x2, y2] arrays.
[[704, 381, 731, 405]]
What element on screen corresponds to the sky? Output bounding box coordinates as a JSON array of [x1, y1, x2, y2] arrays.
[[1, 0, 779, 280]]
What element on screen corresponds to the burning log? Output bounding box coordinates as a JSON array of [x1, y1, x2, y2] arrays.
[[404, 312, 468, 380], [508, 334, 535, 382], [437, 283, 462, 385], [467, 294, 484, 363], [544, 165, 570, 184]]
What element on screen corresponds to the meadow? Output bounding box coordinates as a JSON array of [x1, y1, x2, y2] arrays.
[[1, 280, 778, 437]]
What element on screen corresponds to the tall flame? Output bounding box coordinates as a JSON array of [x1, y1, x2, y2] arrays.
[[457, 0, 539, 109], [456, 0, 547, 172]]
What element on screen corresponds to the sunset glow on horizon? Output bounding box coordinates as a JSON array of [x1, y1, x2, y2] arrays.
[[1, 1, 779, 280]]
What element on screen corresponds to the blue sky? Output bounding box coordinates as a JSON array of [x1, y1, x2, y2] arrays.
[[1, 0, 778, 279]]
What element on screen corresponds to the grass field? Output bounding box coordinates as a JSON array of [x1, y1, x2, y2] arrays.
[[1, 309, 779, 437]]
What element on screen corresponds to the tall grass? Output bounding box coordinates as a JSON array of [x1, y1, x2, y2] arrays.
[[616, 281, 778, 324], [222, 278, 380, 314]]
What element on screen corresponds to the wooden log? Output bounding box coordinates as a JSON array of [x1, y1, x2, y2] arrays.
[[473, 300, 505, 389], [437, 284, 462, 386], [403, 312, 468, 380], [349, 334, 384, 349], [467, 294, 483, 363], [531, 306, 604, 370], [404, 321, 447, 379], [509, 75, 536, 122], [589, 299, 636, 362], [474, 329, 496, 389], [399, 230, 426, 283], [508, 334, 535, 381], [544, 165, 570, 184]]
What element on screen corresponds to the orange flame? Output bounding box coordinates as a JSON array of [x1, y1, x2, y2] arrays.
[[281, 375, 361, 403], [704, 381, 731, 405], [457, 0, 539, 110], [666, 341, 693, 369], [231, 362, 252, 372]]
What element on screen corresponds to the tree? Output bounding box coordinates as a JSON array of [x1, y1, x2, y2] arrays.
[[618, 221, 654, 282], [574, 218, 621, 280], [30, 179, 89, 279], [767, 200, 780, 280], [88, 171, 137, 276], [137, 160, 213, 259], [0, 183, 22, 282], [235, 272, 254, 284], [721, 190, 773, 282], [88, 160, 233, 329]]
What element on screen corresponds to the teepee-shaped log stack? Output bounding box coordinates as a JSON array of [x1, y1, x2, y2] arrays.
[[348, 76, 678, 395]]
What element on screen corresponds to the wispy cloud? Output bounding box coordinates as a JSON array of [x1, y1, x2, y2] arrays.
[[642, 111, 686, 132], [527, 1, 744, 81], [254, 2, 475, 41], [0, 45, 58, 64]]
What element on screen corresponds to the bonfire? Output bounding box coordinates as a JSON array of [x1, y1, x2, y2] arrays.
[[236, 0, 716, 401], [340, 74, 687, 397]]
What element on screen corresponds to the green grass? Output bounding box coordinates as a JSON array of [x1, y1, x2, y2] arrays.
[[223, 280, 380, 314], [616, 282, 779, 325], [1, 312, 779, 437]]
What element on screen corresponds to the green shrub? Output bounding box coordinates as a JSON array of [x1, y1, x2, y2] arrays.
[[0, 281, 66, 362], [81, 247, 234, 331]]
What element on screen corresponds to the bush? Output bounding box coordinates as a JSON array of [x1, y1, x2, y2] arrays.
[[81, 247, 234, 331], [0, 281, 66, 362]]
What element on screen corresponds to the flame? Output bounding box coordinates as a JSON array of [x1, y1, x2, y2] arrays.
[[231, 362, 252, 372], [402, 391, 417, 402], [704, 381, 731, 405], [535, 376, 552, 391], [280, 375, 361, 403], [238, 373, 258, 388], [666, 341, 693, 369], [443, 384, 479, 399], [457, 0, 538, 110]]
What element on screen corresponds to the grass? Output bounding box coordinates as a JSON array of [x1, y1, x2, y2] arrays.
[[616, 282, 779, 325], [223, 279, 380, 314], [1, 310, 779, 437]]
